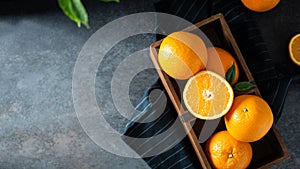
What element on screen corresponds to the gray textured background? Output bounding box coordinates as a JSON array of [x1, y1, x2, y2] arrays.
[[0, 0, 299, 168]]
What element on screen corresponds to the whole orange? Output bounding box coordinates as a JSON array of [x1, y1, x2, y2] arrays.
[[158, 32, 207, 80], [206, 47, 239, 85], [205, 131, 252, 169], [225, 95, 274, 142], [241, 0, 280, 12]]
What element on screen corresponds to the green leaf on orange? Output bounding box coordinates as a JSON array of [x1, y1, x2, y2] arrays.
[[225, 64, 236, 84], [234, 81, 256, 92]]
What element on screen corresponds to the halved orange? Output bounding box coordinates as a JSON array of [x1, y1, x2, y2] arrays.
[[289, 33, 300, 66], [183, 70, 234, 120]]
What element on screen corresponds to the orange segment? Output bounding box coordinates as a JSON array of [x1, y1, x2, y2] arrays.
[[183, 70, 234, 120], [205, 131, 253, 169], [289, 33, 300, 66], [241, 0, 280, 12]]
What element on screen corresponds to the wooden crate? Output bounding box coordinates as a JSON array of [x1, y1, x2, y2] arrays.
[[149, 13, 289, 169]]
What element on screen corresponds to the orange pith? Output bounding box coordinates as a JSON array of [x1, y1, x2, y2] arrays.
[[183, 70, 234, 120]]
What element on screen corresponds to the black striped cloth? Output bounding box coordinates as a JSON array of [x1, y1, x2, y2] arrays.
[[123, 0, 297, 168], [123, 79, 202, 169]]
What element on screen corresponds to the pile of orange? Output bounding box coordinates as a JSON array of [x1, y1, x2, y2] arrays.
[[158, 31, 274, 168], [159, 32, 239, 120], [204, 95, 273, 168]]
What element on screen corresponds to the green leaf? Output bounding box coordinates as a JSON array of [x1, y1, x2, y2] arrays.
[[234, 81, 256, 92], [100, 0, 120, 2], [58, 0, 90, 28], [225, 64, 236, 84]]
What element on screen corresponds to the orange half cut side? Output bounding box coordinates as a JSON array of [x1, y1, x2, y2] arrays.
[[183, 70, 234, 120], [289, 33, 300, 66]]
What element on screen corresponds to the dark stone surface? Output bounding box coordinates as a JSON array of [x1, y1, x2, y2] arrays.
[[0, 0, 299, 168]]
